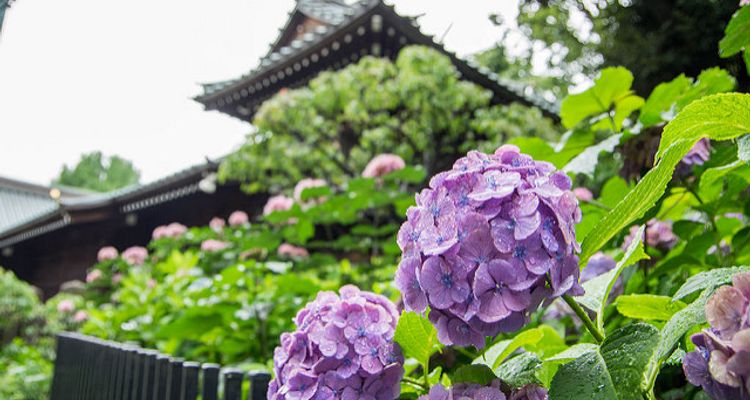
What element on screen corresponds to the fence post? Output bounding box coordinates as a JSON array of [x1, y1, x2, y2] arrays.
[[51, 333, 274, 400], [223, 368, 244, 400], [202, 363, 221, 400], [142, 350, 158, 400], [247, 371, 271, 400], [181, 361, 200, 400]]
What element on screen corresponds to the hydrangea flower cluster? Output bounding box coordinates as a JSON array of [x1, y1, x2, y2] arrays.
[[268, 285, 404, 400], [395, 145, 583, 346], [122, 246, 148, 266], [622, 219, 677, 252], [152, 222, 187, 240], [362, 154, 406, 178], [209, 217, 225, 231], [277, 243, 309, 259], [86, 269, 102, 283], [682, 138, 711, 166], [97, 246, 118, 262], [57, 299, 75, 313], [201, 239, 229, 252], [73, 310, 88, 323], [683, 272, 750, 400], [418, 381, 506, 400], [264, 194, 295, 216], [228, 210, 249, 226]]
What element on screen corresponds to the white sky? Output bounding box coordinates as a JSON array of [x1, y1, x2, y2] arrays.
[[0, 0, 518, 186]]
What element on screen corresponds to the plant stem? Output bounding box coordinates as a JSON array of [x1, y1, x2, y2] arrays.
[[422, 359, 430, 388], [562, 295, 604, 344]]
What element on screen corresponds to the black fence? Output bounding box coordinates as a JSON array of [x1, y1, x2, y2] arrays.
[[50, 332, 271, 400]]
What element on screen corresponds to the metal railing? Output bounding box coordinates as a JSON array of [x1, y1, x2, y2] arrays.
[[50, 332, 271, 400]]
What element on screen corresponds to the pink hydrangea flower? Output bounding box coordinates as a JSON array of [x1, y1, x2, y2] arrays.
[[572, 187, 593, 202], [278, 243, 309, 259], [122, 246, 148, 266], [201, 239, 229, 252], [152, 223, 187, 239], [742, 0, 749, 7], [263, 195, 294, 216], [152, 225, 170, 240], [112, 273, 123, 284], [86, 269, 102, 283], [96, 246, 118, 262], [147, 278, 157, 289], [166, 222, 187, 237], [293, 178, 327, 204], [57, 299, 75, 313], [209, 217, 225, 231], [362, 153, 406, 178], [228, 210, 249, 226], [73, 310, 88, 323]]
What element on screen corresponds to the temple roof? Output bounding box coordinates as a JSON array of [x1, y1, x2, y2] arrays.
[[194, 0, 558, 121], [0, 177, 90, 238], [0, 159, 220, 248]]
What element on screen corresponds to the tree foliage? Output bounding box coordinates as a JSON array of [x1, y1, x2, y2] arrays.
[[219, 46, 559, 194], [477, 0, 748, 101], [55, 151, 140, 192]]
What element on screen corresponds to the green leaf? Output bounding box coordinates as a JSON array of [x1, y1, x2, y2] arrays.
[[495, 352, 543, 389], [598, 176, 632, 208], [657, 93, 750, 160], [600, 323, 661, 400], [394, 312, 440, 365], [451, 365, 497, 386], [581, 93, 750, 265], [549, 323, 660, 400], [560, 67, 643, 130], [719, 6, 750, 57], [545, 343, 598, 363], [698, 160, 743, 202], [672, 266, 750, 301], [639, 74, 691, 127], [615, 294, 686, 321], [651, 289, 713, 376], [475, 326, 545, 369], [549, 351, 617, 400], [578, 226, 648, 332], [676, 68, 736, 110]]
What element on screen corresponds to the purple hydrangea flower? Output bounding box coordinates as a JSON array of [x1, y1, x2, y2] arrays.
[[418, 380, 507, 400], [395, 146, 583, 346], [683, 272, 750, 399], [510, 384, 549, 400], [682, 138, 711, 166], [622, 219, 677, 252], [268, 285, 404, 400]]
